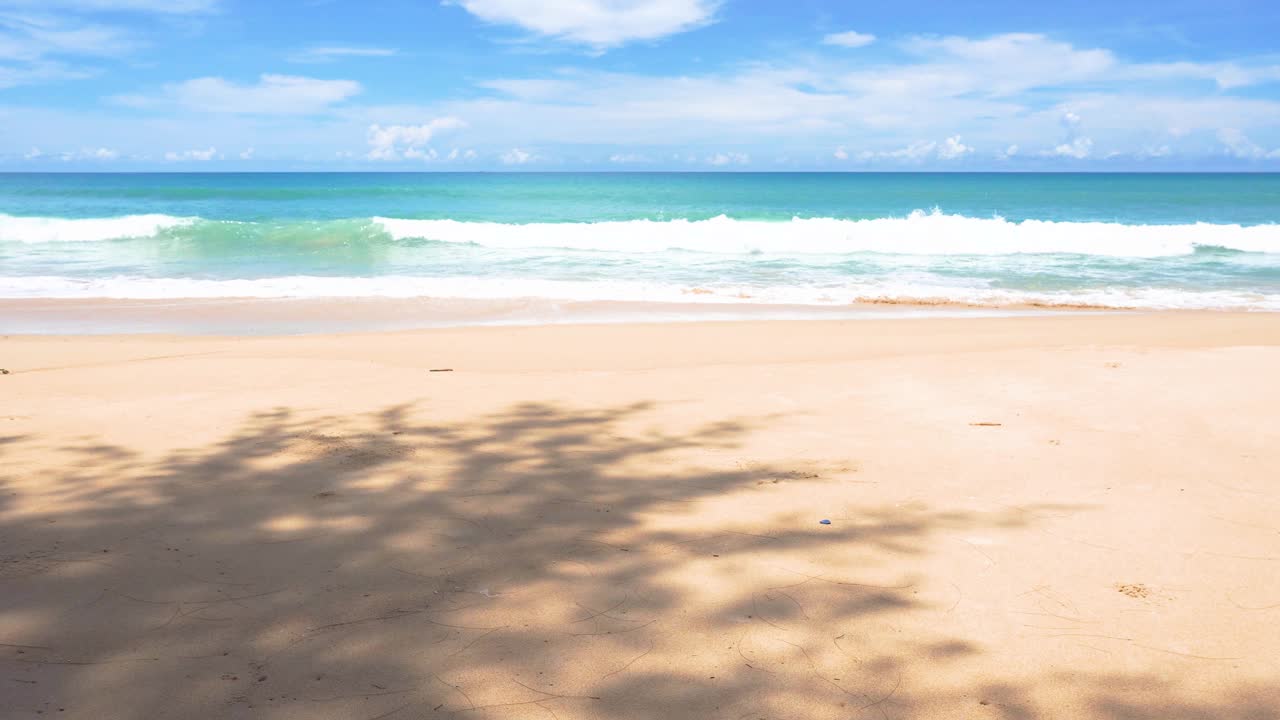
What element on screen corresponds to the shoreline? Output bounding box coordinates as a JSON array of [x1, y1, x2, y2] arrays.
[[0, 295, 1166, 336]]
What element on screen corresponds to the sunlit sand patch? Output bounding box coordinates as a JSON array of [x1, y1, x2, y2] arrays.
[[260, 513, 372, 535], [0, 608, 55, 638]]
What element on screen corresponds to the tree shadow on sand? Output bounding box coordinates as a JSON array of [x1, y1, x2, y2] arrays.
[[1, 401, 1275, 719]]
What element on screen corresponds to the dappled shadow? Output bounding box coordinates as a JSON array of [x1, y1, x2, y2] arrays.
[[1, 401, 1274, 719]]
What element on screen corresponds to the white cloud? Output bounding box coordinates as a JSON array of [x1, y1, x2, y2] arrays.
[[116, 74, 362, 114], [1040, 110, 1093, 158], [1048, 137, 1093, 158], [435, 148, 478, 161], [937, 135, 973, 159], [288, 46, 399, 64], [10, 28, 1280, 168], [164, 146, 217, 161], [23, 146, 42, 159], [1217, 128, 1273, 159], [447, 0, 719, 48], [58, 147, 117, 161], [859, 140, 935, 161], [366, 117, 466, 160], [822, 31, 876, 48], [860, 137, 975, 162], [239, 147, 254, 160], [500, 147, 533, 164], [444, 33, 1280, 157], [609, 153, 649, 163], [1001, 144, 1019, 158], [833, 146, 848, 160], [403, 146, 438, 161], [707, 152, 748, 166]]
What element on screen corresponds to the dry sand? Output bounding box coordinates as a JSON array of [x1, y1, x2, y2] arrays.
[[2, 313, 1279, 719]]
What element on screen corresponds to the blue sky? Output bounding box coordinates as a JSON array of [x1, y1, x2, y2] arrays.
[[2, 0, 1279, 170]]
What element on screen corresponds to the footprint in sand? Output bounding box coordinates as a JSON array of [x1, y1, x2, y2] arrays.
[[1116, 583, 1151, 599]]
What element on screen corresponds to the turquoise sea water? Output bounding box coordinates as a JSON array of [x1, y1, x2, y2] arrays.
[[2, 172, 1279, 312]]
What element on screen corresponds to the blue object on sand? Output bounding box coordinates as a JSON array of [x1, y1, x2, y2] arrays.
[[819, 519, 831, 525]]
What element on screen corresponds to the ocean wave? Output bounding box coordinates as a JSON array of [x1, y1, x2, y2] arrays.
[[374, 212, 1280, 258], [3, 211, 1279, 257], [0, 213, 196, 243], [2, 275, 1276, 311]]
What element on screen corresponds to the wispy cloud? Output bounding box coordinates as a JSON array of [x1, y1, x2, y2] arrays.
[[707, 151, 748, 166], [822, 30, 875, 48], [0, 10, 132, 88], [1217, 128, 1280, 159], [164, 146, 217, 161], [446, 32, 1280, 163], [0, 1, 205, 90], [287, 45, 398, 63], [6, 20, 1280, 168], [858, 140, 940, 161], [0, 0, 219, 13], [500, 147, 533, 164], [57, 146, 118, 161], [0, 13, 134, 61], [609, 153, 650, 164], [1127, 60, 1280, 90], [0, 60, 95, 89], [114, 74, 362, 114]]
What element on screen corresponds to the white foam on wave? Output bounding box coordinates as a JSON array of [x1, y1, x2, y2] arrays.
[[0, 214, 195, 243], [5, 211, 1279, 257], [374, 211, 1280, 258], [3, 274, 1277, 311]]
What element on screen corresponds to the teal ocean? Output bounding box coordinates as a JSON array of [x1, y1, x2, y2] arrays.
[[2, 172, 1279, 312]]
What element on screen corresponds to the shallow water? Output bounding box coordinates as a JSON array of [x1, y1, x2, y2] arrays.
[[2, 172, 1279, 313]]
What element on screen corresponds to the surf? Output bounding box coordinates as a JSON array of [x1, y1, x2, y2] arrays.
[[0, 214, 196, 243], [373, 211, 1280, 258], [6, 211, 1280, 259]]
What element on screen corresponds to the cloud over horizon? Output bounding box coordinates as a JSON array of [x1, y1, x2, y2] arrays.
[[3, 1, 1279, 170], [366, 118, 466, 160]]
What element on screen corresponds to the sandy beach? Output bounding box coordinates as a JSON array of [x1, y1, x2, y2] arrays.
[[3, 312, 1279, 719]]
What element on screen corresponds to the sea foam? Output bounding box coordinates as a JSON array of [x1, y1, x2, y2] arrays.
[[374, 211, 1280, 258], [0, 214, 195, 243], [3, 274, 1277, 311], [4, 211, 1279, 258]]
